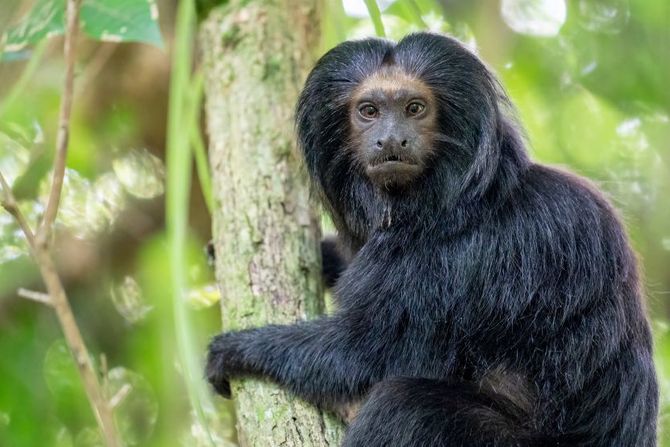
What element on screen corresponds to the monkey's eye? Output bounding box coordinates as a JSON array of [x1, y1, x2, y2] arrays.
[[406, 102, 425, 116], [358, 104, 379, 119]]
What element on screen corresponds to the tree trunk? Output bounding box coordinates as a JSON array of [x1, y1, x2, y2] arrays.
[[199, 1, 344, 445]]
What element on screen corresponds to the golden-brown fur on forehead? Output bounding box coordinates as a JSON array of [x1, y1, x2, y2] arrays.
[[352, 66, 434, 102]]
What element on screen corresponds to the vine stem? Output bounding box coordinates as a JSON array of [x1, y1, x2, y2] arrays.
[[0, 0, 123, 445]]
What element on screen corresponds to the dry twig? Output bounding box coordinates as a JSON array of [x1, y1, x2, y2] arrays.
[[17, 288, 52, 306], [0, 172, 36, 246], [36, 0, 81, 247]]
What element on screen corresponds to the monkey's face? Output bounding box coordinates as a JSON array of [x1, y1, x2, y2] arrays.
[[349, 68, 437, 189]]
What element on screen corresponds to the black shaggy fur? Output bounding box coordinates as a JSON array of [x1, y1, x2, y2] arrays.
[[321, 236, 348, 289], [207, 33, 658, 446]]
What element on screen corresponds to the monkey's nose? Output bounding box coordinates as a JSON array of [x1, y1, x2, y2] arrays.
[[376, 137, 409, 150]]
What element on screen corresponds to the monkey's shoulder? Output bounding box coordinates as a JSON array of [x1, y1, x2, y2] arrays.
[[501, 163, 626, 237]]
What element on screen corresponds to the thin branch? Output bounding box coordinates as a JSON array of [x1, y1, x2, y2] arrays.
[[1, 171, 122, 447], [17, 288, 52, 306], [100, 354, 109, 381], [0, 171, 36, 247], [36, 0, 82, 248], [109, 384, 133, 410], [33, 251, 122, 447]]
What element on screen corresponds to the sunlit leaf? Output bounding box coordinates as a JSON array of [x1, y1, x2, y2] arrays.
[[0, 132, 39, 263], [80, 0, 163, 47], [37, 168, 128, 239], [113, 149, 165, 199], [185, 283, 220, 310], [110, 276, 153, 324], [44, 168, 92, 236], [2, 0, 163, 52], [0, 203, 37, 264], [0, 132, 31, 187], [2, 0, 64, 52], [9, 124, 51, 201], [90, 172, 126, 230]]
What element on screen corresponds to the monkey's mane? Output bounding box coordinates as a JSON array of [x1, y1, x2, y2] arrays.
[[296, 33, 529, 243]]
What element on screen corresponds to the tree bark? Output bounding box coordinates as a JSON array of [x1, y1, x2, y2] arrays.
[[199, 1, 344, 445]]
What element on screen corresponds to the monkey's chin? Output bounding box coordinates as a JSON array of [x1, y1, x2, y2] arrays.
[[366, 162, 423, 189]]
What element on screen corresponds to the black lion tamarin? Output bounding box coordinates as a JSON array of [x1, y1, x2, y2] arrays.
[[207, 33, 658, 447]]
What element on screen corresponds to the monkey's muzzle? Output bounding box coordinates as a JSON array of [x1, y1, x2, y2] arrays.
[[366, 152, 422, 188]]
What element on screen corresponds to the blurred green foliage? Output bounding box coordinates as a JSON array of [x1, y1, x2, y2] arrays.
[[2, 0, 163, 54], [0, 0, 668, 446]]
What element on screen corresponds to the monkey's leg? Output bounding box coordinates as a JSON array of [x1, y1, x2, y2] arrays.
[[343, 377, 543, 447]]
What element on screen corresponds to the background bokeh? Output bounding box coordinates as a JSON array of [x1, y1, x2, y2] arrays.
[[0, 0, 668, 446]]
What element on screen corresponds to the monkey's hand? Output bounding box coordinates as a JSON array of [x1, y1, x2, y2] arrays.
[[206, 332, 246, 398]]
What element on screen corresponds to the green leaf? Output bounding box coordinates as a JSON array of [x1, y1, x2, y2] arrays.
[[166, 0, 216, 444], [385, 0, 428, 28], [187, 72, 214, 214], [363, 0, 387, 37], [3, 0, 64, 52], [81, 0, 163, 48], [0, 41, 48, 119], [2, 0, 163, 52]]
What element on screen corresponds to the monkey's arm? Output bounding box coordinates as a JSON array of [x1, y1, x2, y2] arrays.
[[206, 314, 384, 407]]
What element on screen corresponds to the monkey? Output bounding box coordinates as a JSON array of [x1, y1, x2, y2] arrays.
[[206, 32, 658, 446], [320, 236, 348, 289]]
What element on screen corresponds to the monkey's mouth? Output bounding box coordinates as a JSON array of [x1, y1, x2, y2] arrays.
[[368, 151, 418, 167], [366, 154, 422, 187]]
